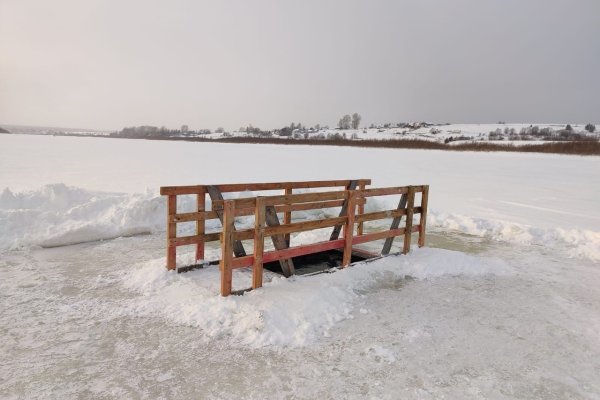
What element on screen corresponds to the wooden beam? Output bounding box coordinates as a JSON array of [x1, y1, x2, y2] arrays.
[[403, 186, 416, 255], [253, 197, 265, 289], [220, 200, 234, 296], [358, 186, 409, 198], [418, 185, 429, 247], [206, 185, 247, 257], [264, 216, 347, 237], [160, 179, 372, 196], [284, 188, 292, 246], [353, 226, 418, 245], [342, 191, 357, 267], [381, 193, 408, 255], [262, 239, 345, 263], [330, 180, 358, 240], [265, 205, 295, 277], [357, 181, 366, 235], [195, 189, 205, 262], [166, 195, 177, 270]]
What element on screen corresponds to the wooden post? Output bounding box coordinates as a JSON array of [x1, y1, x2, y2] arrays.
[[207, 185, 247, 257], [220, 200, 235, 296], [403, 186, 415, 255], [342, 191, 357, 267], [357, 181, 366, 235], [330, 180, 359, 240], [418, 185, 429, 247], [381, 193, 408, 255], [284, 187, 292, 247], [195, 188, 206, 262], [166, 195, 177, 270], [253, 197, 266, 289]]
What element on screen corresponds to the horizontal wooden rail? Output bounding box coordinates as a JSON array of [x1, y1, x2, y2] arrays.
[[264, 216, 347, 237], [160, 179, 371, 196]]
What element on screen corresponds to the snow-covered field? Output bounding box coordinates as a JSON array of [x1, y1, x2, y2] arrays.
[[1, 134, 599, 399]]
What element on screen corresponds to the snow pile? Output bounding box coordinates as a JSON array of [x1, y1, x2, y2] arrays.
[[1, 184, 599, 262], [428, 211, 600, 262], [0, 184, 166, 249], [115, 248, 511, 348]]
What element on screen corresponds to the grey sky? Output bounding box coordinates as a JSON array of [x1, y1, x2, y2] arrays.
[[1, 0, 598, 131]]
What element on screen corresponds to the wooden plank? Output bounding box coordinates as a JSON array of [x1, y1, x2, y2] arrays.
[[418, 185, 429, 247], [195, 189, 205, 261], [231, 255, 254, 269], [342, 191, 357, 266], [211, 197, 365, 214], [357, 181, 366, 235], [166, 195, 177, 270], [330, 180, 358, 240], [253, 197, 265, 289], [220, 200, 234, 296], [284, 188, 292, 247], [381, 193, 408, 255], [403, 186, 416, 255], [170, 211, 206, 223], [213, 179, 371, 193], [358, 186, 409, 198], [353, 227, 407, 245], [264, 216, 347, 237], [160, 179, 372, 196], [262, 239, 346, 263], [206, 185, 247, 257], [356, 209, 407, 224], [265, 205, 295, 277], [160, 185, 204, 196]]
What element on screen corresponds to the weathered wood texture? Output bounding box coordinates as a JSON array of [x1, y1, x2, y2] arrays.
[[418, 185, 429, 247], [161, 180, 429, 297], [265, 205, 295, 277], [252, 197, 265, 289], [166, 195, 177, 270], [381, 193, 408, 255], [220, 200, 235, 296], [206, 185, 246, 257], [330, 180, 358, 240], [160, 179, 371, 195]]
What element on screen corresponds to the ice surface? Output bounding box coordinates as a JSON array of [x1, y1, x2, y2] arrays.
[[1, 135, 599, 399]]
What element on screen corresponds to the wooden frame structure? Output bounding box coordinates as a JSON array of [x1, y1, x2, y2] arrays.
[[160, 179, 429, 296]]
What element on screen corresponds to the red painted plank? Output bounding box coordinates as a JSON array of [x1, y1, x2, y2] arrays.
[[263, 239, 345, 263]]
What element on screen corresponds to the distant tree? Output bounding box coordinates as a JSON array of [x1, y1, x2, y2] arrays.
[[565, 124, 573, 131], [338, 114, 352, 130], [314, 124, 320, 131], [585, 123, 596, 133], [351, 113, 361, 129], [215, 127, 224, 133], [181, 125, 189, 133]]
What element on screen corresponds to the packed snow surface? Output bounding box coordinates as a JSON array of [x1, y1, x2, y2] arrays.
[[1, 134, 599, 399]]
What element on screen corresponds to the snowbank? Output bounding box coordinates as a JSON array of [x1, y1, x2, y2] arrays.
[[114, 248, 512, 348], [0, 184, 165, 249], [1, 184, 599, 262]]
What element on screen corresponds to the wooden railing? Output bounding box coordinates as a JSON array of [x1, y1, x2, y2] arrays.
[[159, 179, 371, 270], [160, 180, 428, 296]]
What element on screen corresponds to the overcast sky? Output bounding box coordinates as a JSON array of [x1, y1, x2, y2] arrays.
[[1, 0, 599, 131]]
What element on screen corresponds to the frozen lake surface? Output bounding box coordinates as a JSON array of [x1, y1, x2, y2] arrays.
[[1, 135, 599, 399]]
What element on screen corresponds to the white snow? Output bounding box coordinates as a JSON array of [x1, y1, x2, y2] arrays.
[[1, 134, 599, 398]]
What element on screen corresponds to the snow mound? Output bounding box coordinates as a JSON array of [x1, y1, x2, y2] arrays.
[[429, 211, 600, 262], [115, 248, 511, 348], [1, 184, 599, 262], [0, 184, 166, 249]]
